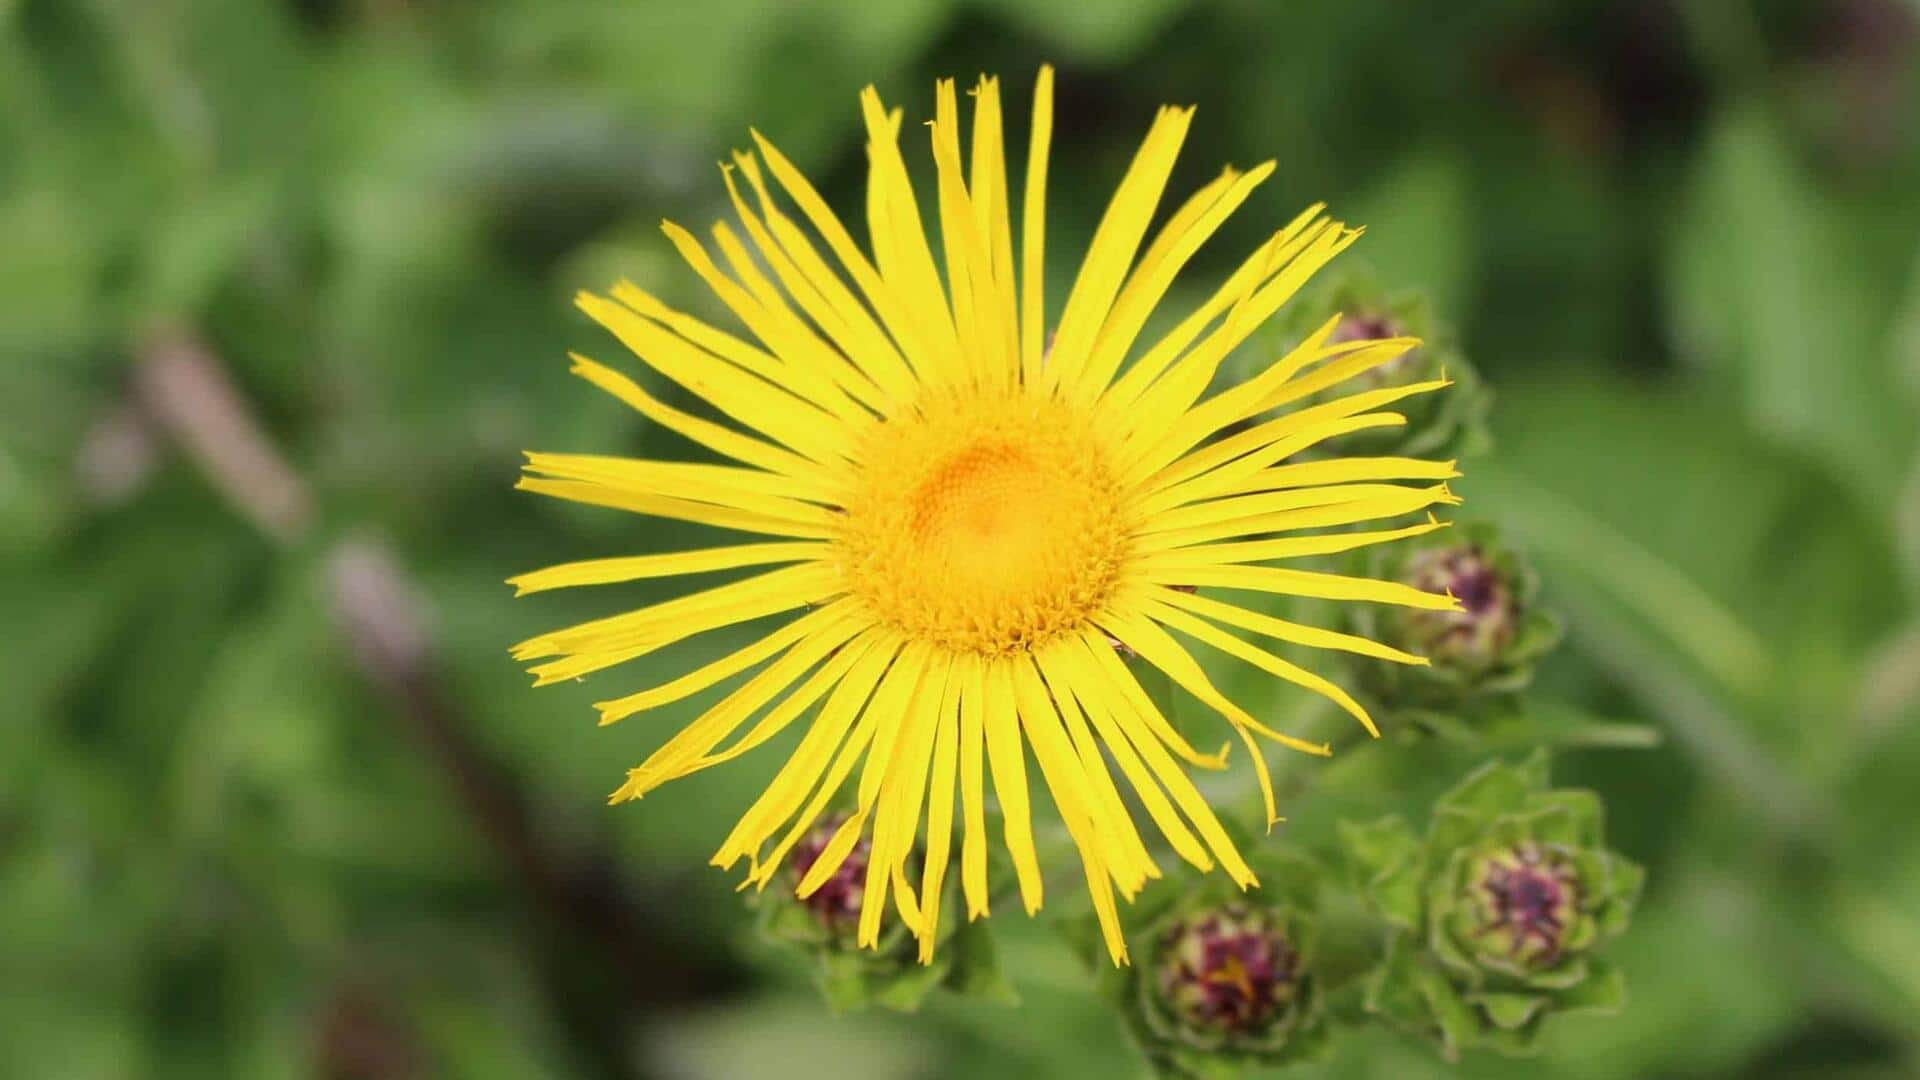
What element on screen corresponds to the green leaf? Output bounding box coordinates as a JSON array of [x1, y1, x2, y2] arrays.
[[1669, 103, 1912, 505], [1339, 815, 1418, 886]]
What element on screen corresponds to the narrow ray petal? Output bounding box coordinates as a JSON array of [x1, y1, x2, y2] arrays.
[[516, 477, 836, 541], [507, 541, 825, 596], [1064, 633, 1255, 886], [1020, 64, 1053, 382], [1143, 595, 1380, 737], [981, 657, 1043, 912], [1044, 105, 1194, 396], [576, 292, 854, 465], [1036, 643, 1214, 873], [714, 635, 898, 870], [1143, 517, 1449, 569], [566, 354, 829, 483]]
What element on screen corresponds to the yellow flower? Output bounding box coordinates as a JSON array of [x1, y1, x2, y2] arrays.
[[511, 68, 1462, 966]]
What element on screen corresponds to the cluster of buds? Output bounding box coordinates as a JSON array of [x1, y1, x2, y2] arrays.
[[1352, 521, 1562, 713], [1103, 853, 1328, 1076], [1264, 273, 1491, 458], [1343, 752, 1643, 1058]]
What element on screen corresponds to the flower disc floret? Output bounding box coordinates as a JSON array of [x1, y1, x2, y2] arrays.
[[837, 390, 1130, 656]]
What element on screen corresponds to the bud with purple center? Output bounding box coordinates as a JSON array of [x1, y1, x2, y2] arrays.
[[1398, 544, 1517, 672], [1109, 852, 1329, 1073], [1327, 308, 1421, 392], [1156, 904, 1302, 1038], [1354, 521, 1561, 709], [754, 811, 1008, 1013], [1257, 273, 1490, 457], [1460, 843, 1581, 971], [1346, 752, 1643, 1059], [788, 812, 869, 937]]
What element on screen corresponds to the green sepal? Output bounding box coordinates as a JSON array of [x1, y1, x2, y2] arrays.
[[1472, 991, 1548, 1030], [944, 914, 1019, 1005], [868, 955, 954, 1012], [1433, 750, 1550, 821], [817, 950, 874, 1013], [1339, 816, 1423, 928], [1339, 815, 1420, 886], [1554, 959, 1628, 1014], [1414, 963, 1479, 1062]]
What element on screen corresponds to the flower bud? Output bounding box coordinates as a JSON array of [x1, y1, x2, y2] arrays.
[[754, 815, 1011, 1013], [1326, 309, 1421, 391], [1353, 522, 1561, 710], [1397, 544, 1517, 673], [789, 813, 868, 936], [1345, 752, 1643, 1059], [1155, 904, 1303, 1039], [1103, 854, 1330, 1075], [1260, 274, 1490, 458]]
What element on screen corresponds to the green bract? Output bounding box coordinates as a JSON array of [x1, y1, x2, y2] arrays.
[[1098, 852, 1330, 1079], [1268, 272, 1491, 459], [1352, 520, 1562, 712], [1343, 752, 1643, 1059]]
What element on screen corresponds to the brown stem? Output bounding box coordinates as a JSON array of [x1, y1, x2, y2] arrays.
[[134, 331, 744, 1078], [133, 330, 313, 542]]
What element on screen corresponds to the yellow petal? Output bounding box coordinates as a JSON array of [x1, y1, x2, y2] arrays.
[[507, 541, 825, 596], [1143, 594, 1379, 738], [1147, 584, 1429, 667], [591, 599, 863, 725], [1020, 64, 1053, 383], [1044, 105, 1193, 396], [566, 353, 827, 483], [957, 653, 992, 919], [1035, 643, 1212, 873], [1063, 633, 1254, 887], [981, 656, 1043, 912]]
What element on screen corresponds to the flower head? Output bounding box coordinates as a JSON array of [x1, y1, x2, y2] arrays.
[[511, 68, 1463, 966]]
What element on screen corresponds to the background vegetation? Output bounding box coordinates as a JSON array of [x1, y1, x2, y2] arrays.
[[4, 0, 1919, 1076]]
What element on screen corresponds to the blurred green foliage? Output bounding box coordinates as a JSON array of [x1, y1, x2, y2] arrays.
[[3, 0, 1919, 1077]]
